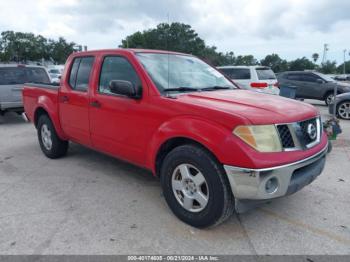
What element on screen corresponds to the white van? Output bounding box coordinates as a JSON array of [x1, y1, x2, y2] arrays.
[[217, 66, 280, 95]]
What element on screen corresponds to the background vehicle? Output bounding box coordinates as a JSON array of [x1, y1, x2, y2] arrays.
[[277, 71, 350, 105], [48, 68, 62, 84], [217, 66, 279, 95], [22, 49, 328, 228], [329, 93, 350, 120], [0, 64, 51, 115]]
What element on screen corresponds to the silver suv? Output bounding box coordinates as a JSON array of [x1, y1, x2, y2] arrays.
[[0, 64, 51, 115]]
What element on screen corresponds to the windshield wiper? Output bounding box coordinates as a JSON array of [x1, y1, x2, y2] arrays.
[[163, 87, 200, 92], [200, 86, 232, 91]]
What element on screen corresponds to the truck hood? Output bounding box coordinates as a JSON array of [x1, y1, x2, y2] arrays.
[[177, 90, 318, 124]]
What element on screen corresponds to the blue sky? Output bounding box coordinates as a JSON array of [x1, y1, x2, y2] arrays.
[[0, 0, 349, 64]]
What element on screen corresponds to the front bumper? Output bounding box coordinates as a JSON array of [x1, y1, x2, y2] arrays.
[[224, 144, 328, 201]]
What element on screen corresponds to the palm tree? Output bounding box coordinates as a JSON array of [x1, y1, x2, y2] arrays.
[[312, 53, 319, 63]]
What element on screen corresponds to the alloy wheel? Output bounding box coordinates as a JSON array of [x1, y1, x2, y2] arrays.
[[171, 163, 209, 212]]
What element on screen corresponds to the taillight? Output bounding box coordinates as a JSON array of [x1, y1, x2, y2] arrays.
[[250, 82, 268, 89], [273, 82, 280, 89]]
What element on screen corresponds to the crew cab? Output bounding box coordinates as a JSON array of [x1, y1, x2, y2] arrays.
[[22, 49, 328, 228]]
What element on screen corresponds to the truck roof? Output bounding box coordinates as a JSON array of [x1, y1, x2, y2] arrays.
[[71, 48, 191, 57]]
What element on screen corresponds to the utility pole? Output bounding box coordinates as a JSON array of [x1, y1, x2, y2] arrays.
[[322, 44, 329, 64], [343, 49, 347, 75]]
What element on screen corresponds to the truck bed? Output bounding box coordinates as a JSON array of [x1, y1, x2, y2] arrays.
[[22, 83, 60, 123]]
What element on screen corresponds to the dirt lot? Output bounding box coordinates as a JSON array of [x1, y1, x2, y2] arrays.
[[0, 100, 349, 255]]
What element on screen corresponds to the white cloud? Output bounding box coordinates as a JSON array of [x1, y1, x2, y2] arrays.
[[0, 0, 349, 63]]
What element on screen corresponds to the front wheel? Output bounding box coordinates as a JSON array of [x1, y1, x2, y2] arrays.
[[37, 114, 68, 158], [337, 101, 350, 120], [160, 144, 234, 228]]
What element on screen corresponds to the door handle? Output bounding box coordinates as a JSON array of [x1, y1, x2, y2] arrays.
[[90, 101, 101, 108], [60, 95, 69, 103]]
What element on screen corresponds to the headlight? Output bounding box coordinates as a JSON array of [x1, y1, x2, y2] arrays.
[[233, 125, 282, 152]]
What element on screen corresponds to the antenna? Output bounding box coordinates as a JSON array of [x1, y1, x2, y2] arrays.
[[343, 49, 347, 74], [167, 12, 170, 89]]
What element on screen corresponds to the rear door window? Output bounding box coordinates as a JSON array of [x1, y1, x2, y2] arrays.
[[69, 57, 95, 92], [256, 68, 276, 80], [0, 67, 26, 85], [219, 68, 250, 79], [286, 73, 302, 81]]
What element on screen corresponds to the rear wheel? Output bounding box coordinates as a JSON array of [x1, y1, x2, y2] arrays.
[[337, 101, 350, 120], [160, 144, 235, 228], [37, 114, 68, 158]]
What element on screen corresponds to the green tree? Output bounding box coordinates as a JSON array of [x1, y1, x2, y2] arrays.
[[319, 60, 337, 74], [312, 53, 319, 63], [288, 57, 316, 71], [234, 55, 258, 66], [260, 53, 288, 72], [0, 31, 75, 64], [48, 37, 76, 64], [120, 22, 233, 66], [337, 61, 350, 74]]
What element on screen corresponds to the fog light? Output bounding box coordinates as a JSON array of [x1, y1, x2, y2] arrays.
[[265, 177, 278, 194]]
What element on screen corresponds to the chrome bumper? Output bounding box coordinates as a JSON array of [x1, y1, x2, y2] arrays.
[[224, 144, 328, 200]]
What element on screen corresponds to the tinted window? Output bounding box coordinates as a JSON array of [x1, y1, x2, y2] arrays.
[[256, 68, 276, 80], [220, 68, 250, 79], [0, 67, 49, 85], [75, 57, 94, 91], [301, 74, 321, 83], [286, 73, 302, 81], [25, 68, 50, 84], [99, 56, 141, 94], [0, 67, 26, 85], [69, 58, 80, 88]]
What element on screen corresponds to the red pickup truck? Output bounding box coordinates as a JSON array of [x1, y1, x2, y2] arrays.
[[23, 49, 328, 228]]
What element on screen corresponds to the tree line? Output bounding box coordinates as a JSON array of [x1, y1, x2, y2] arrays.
[[0, 31, 76, 64], [0, 25, 348, 74], [120, 22, 348, 74]]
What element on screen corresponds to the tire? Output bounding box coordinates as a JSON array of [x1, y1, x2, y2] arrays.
[[37, 114, 68, 159], [325, 92, 335, 106], [160, 144, 235, 228], [337, 100, 350, 120]]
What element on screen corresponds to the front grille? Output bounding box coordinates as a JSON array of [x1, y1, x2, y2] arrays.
[[276, 117, 320, 150], [277, 125, 295, 148], [299, 118, 318, 145]]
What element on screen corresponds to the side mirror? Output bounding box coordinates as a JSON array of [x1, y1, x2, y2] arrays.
[[108, 80, 141, 98], [316, 79, 325, 84]]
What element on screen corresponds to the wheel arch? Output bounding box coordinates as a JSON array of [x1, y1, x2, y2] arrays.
[[154, 137, 221, 178], [33, 105, 67, 140]]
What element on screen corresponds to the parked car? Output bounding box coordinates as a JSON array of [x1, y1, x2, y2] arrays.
[[22, 49, 328, 228], [217, 66, 279, 95], [333, 75, 348, 81], [277, 71, 350, 105], [329, 93, 350, 120], [48, 68, 62, 84], [0, 64, 51, 116]]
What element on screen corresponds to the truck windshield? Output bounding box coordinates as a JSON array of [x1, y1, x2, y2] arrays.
[[136, 53, 235, 93]]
